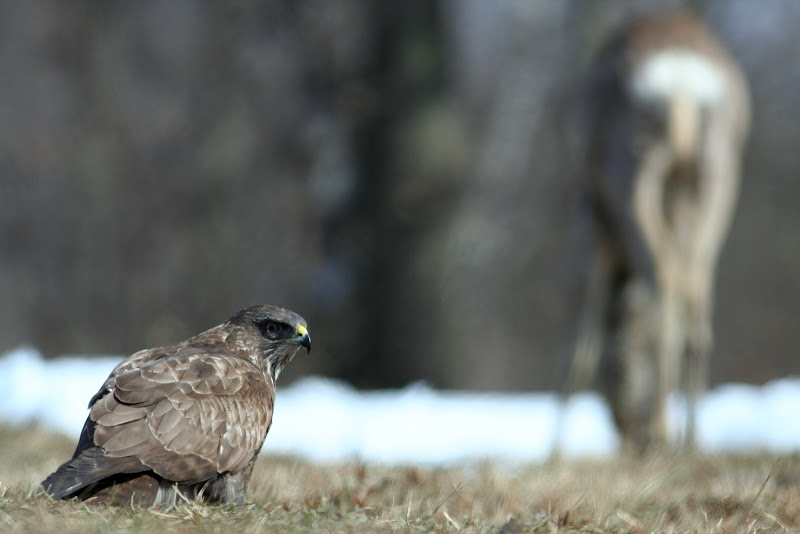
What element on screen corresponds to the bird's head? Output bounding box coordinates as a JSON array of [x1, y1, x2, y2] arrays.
[[227, 305, 311, 380]]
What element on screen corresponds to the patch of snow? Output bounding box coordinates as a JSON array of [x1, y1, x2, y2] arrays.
[[0, 347, 797, 465]]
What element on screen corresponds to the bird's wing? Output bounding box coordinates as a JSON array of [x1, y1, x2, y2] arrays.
[[90, 348, 273, 484]]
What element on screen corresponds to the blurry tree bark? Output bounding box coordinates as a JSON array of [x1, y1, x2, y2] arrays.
[[317, 1, 467, 387]]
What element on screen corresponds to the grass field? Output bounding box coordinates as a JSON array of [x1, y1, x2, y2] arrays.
[[1, 424, 799, 533]]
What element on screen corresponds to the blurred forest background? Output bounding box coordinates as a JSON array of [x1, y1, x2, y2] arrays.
[[0, 0, 797, 391]]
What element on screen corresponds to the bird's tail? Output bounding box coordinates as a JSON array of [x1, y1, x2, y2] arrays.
[[41, 447, 145, 500]]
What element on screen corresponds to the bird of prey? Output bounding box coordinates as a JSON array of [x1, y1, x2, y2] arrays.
[[41, 305, 311, 507]]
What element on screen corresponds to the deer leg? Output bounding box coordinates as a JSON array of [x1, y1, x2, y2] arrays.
[[652, 269, 685, 447], [614, 278, 659, 452], [566, 242, 612, 396], [631, 142, 677, 448], [684, 285, 711, 449], [683, 133, 742, 449]]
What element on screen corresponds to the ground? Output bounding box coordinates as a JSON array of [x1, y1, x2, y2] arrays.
[[1, 424, 799, 533]]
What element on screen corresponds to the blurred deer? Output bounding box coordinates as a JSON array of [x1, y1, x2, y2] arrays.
[[565, 12, 750, 451]]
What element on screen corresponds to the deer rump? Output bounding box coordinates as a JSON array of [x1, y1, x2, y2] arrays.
[[567, 12, 750, 451]]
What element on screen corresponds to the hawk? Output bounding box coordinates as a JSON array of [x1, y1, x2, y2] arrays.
[[41, 305, 311, 506]]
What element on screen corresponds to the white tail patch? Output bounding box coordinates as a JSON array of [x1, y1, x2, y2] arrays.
[[630, 50, 727, 160], [630, 50, 727, 105]]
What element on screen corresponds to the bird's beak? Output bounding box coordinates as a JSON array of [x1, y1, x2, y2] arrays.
[[295, 324, 312, 353]]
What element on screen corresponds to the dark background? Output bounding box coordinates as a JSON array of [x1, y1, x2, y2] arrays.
[[1, 0, 797, 391]]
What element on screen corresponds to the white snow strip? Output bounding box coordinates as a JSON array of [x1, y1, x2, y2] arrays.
[[0, 347, 797, 465]]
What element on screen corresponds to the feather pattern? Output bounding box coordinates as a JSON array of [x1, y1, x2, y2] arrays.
[[41, 305, 309, 506]]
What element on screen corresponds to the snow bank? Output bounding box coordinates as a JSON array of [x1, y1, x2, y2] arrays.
[[0, 347, 796, 465]]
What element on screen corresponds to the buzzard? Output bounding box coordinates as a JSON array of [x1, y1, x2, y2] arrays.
[[41, 305, 310, 506]]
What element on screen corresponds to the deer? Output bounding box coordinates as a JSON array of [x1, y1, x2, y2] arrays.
[[563, 12, 750, 452]]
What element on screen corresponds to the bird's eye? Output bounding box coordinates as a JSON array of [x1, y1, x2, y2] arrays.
[[261, 320, 281, 337]]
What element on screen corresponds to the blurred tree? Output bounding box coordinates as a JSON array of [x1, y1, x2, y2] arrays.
[[0, 0, 797, 390], [317, 1, 468, 387]]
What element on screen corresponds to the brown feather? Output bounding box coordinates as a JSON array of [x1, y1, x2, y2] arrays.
[[41, 304, 310, 506]]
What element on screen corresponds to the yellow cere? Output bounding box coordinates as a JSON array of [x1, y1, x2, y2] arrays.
[[297, 324, 308, 336]]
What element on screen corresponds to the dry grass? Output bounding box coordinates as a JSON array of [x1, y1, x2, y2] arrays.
[[2, 424, 800, 533]]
